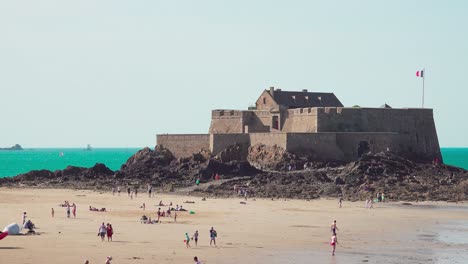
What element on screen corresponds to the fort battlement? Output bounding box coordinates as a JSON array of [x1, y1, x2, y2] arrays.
[[157, 87, 441, 162]]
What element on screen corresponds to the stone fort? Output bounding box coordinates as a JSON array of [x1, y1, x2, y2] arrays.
[[157, 87, 442, 162]]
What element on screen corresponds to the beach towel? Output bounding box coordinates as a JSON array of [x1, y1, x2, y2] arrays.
[[3, 223, 20, 235]]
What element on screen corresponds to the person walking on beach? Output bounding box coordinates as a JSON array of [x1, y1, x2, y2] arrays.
[[106, 223, 113, 242], [22, 212, 27, 224], [192, 230, 199, 247], [72, 203, 77, 218], [194, 256, 201, 264], [338, 196, 343, 208], [185, 232, 191, 248], [157, 208, 161, 222], [127, 187, 131, 196], [331, 220, 339, 234], [66, 205, 71, 218], [51, 208, 54, 218], [209, 227, 217, 246], [98, 222, 106, 242], [148, 184, 152, 198], [330, 233, 338, 256], [117, 186, 121, 196]]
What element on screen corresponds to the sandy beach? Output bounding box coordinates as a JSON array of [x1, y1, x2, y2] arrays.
[[1, 188, 467, 264]]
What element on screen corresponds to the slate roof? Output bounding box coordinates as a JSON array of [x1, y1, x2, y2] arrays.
[[269, 90, 343, 108]]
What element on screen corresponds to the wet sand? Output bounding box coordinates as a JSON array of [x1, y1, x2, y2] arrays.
[[0, 188, 467, 263]]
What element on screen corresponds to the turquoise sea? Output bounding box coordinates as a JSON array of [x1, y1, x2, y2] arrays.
[[0, 148, 140, 178], [0, 148, 466, 178]]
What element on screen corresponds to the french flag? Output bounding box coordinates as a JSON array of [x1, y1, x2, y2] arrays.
[[416, 70, 424, 78]]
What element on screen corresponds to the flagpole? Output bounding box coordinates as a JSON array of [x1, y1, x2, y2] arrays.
[[422, 67, 425, 108]]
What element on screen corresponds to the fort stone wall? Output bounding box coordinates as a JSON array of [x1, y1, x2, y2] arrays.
[[157, 134, 210, 158], [210, 134, 250, 155], [209, 110, 244, 134], [316, 107, 441, 160]]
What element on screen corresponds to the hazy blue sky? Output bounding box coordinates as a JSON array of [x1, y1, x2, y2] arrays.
[[1, 1, 467, 147]]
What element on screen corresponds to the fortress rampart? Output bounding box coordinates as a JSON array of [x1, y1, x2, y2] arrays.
[[156, 88, 442, 162]]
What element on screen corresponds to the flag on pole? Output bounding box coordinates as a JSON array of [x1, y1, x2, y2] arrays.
[[416, 70, 424, 78]]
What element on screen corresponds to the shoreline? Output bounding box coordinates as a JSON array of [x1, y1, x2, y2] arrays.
[[1, 188, 467, 263]]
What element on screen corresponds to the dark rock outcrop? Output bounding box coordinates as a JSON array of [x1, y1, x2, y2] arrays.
[[1, 146, 467, 202], [0, 144, 23, 150]]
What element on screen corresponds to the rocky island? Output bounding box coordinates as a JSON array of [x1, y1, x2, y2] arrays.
[[1, 88, 467, 201], [0, 144, 23, 150]]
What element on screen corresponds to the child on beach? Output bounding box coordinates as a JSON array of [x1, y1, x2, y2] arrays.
[[331, 233, 338, 256], [185, 233, 191, 248]]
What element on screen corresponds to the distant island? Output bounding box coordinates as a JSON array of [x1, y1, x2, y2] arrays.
[[0, 144, 23, 151]]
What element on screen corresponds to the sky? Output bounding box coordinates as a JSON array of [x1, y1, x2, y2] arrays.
[[0, 0, 467, 148]]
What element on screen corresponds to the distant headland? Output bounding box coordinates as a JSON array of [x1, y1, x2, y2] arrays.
[[0, 144, 23, 151]]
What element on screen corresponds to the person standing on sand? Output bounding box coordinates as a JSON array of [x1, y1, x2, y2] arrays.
[[107, 224, 113, 241], [192, 230, 199, 247], [117, 186, 121, 196], [338, 196, 343, 208], [174, 212, 177, 222], [22, 212, 27, 224], [185, 232, 191, 248], [66, 205, 71, 218], [72, 203, 77, 218], [330, 233, 338, 256], [143, 203, 145, 211], [127, 187, 131, 196], [194, 256, 201, 264], [98, 222, 106, 242], [134, 187, 138, 197], [331, 220, 339, 234], [209, 227, 217, 246], [157, 208, 161, 222], [148, 184, 152, 198], [51, 208, 54, 218]]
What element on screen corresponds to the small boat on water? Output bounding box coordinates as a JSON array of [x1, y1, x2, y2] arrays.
[[84, 144, 92, 151]]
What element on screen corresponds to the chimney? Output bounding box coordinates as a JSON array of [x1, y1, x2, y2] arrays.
[[269, 86, 275, 97], [302, 89, 308, 92]]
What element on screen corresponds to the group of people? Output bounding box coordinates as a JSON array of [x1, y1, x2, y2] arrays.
[[98, 222, 114, 242], [83, 256, 112, 264], [330, 220, 339, 256], [89, 206, 106, 212], [184, 227, 217, 248]]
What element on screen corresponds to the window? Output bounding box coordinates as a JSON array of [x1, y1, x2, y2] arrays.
[[263, 97, 266, 104], [272, 116, 279, 130]]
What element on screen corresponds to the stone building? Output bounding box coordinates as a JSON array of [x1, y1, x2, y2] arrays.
[[157, 87, 442, 162]]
